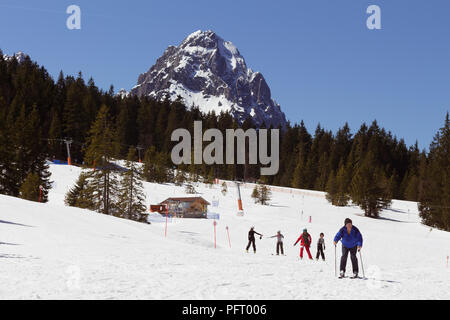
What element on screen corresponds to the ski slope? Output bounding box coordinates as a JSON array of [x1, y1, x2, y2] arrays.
[[0, 164, 449, 299]]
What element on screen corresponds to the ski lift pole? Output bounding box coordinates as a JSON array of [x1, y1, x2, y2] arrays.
[[226, 226, 231, 248], [235, 182, 243, 213], [137, 146, 144, 163], [64, 138, 72, 166]]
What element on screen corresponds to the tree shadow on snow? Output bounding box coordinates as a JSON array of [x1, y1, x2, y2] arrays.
[[0, 242, 21, 246], [0, 219, 34, 227], [385, 208, 407, 214], [0, 254, 26, 259], [269, 204, 289, 208], [178, 231, 200, 235], [364, 277, 401, 284], [377, 216, 415, 223], [353, 214, 413, 224]]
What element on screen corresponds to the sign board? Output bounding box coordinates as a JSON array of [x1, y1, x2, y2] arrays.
[[148, 214, 173, 223], [150, 205, 166, 213], [207, 212, 220, 220]]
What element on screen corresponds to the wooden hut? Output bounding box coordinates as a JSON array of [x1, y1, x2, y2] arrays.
[[156, 197, 210, 218]]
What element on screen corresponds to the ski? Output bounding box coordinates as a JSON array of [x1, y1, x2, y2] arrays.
[[339, 275, 364, 279]]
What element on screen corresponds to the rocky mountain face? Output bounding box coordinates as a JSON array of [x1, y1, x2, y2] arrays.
[[130, 30, 287, 128]]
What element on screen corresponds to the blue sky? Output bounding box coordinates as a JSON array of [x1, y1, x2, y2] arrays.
[[0, 0, 449, 149]]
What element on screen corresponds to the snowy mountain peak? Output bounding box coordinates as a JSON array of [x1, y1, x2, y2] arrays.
[[3, 51, 28, 64], [131, 31, 287, 128], [116, 88, 130, 99]]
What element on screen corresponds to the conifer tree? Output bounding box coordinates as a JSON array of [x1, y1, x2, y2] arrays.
[[325, 170, 338, 205], [221, 182, 228, 196], [48, 110, 63, 159], [117, 147, 148, 222], [291, 158, 306, 189], [388, 170, 400, 200], [204, 167, 215, 186], [63, 83, 85, 161], [252, 184, 271, 205], [154, 152, 170, 183], [19, 172, 41, 202], [13, 105, 51, 201], [115, 104, 129, 157], [418, 113, 450, 231], [251, 185, 260, 203], [143, 146, 170, 183], [404, 173, 419, 201], [83, 104, 120, 215], [335, 162, 350, 206], [350, 152, 391, 217], [185, 183, 196, 194], [188, 156, 199, 182], [174, 169, 186, 186], [143, 146, 157, 182], [258, 185, 272, 205], [65, 172, 93, 209], [0, 111, 18, 195], [315, 153, 331, 191]]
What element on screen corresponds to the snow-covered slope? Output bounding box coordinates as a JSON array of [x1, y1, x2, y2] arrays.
[[0, 164, 449, 299], [131, 30, 287, 128]]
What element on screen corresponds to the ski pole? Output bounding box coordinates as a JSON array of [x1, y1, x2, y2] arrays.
[[334, 244, 337, 277], [226, 226, 231, 248], [359, 250, 365, 278]]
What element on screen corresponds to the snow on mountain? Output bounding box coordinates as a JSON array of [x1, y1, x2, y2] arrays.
[[3, 51, 28, 63], [131, 30, 287, 128], [1, 164, 449, 299], [116, 88, 130, 99]]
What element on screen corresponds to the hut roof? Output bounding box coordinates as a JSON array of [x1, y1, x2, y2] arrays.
[[160, 197, 210, 205]]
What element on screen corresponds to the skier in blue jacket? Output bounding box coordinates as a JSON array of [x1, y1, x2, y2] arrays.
[[333, 218, 363, 278]]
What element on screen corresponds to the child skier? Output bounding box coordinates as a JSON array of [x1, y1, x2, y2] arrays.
[[269, 231, 285, 255], [293, 228, 313, 260], [246, 227, 263, 253], [316, 232, 325, 261]]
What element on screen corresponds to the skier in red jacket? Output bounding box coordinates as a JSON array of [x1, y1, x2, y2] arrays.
[[294, 228, 313, 260]]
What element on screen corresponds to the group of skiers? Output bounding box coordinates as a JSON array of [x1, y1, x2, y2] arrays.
[[245, 217, 363, 278]]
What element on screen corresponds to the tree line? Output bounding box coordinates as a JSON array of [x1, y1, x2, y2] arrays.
[[0, 51, 447, 230]]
